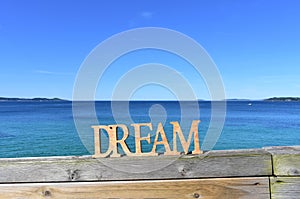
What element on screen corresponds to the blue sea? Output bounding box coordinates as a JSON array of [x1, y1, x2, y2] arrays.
[[0, 101, 299, 158]]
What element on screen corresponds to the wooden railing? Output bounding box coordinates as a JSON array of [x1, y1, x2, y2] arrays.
[[0, 146, 299, 198]]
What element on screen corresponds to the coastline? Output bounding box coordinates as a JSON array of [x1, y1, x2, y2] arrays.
[[1, 96, 300, 102]]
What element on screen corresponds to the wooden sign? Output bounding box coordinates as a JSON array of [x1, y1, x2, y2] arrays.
[[91, 120, 202, 158]]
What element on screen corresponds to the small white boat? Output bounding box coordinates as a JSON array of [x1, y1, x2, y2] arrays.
[[248, 103, 252, 106]]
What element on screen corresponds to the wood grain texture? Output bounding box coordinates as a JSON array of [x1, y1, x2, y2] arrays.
[[265, 146, 300, 176], [0, 177, 269, 199], [0, 149, 272, 183], [270, 177, 300, 199]]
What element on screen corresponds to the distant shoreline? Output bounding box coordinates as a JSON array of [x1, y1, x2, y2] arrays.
[[0, 97, 66, 102], [264, 97, 300, 102], [0, 97, 300, 102]]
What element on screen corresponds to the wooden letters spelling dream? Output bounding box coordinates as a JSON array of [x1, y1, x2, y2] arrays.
[[91, 120, 202, 158]]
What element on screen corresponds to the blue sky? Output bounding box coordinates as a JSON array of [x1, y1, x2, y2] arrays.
[[0, 0, 299, 100]]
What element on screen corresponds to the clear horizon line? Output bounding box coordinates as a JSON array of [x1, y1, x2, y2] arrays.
[[2, 96, 300, 101]]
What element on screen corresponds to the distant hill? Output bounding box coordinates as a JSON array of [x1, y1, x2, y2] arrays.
[[265, 97, 300, 101], [226, 99, 251, 101], [0, 97, 66, 101]]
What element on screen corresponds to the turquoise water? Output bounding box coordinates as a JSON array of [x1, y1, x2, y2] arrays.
[[0, 101, 299, 158]]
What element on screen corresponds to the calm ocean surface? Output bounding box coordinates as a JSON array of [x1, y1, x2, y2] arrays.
[[0, 101, 299, 158]]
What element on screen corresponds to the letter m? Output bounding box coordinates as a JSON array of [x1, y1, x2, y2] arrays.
[[170, 120, 202, 155]]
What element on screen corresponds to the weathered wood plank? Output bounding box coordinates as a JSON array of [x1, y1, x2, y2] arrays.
[[0, 149, 272, 183], [0, 177, 269, 199], [265, 146, 300, 176], [270, 177, 300, 199]]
